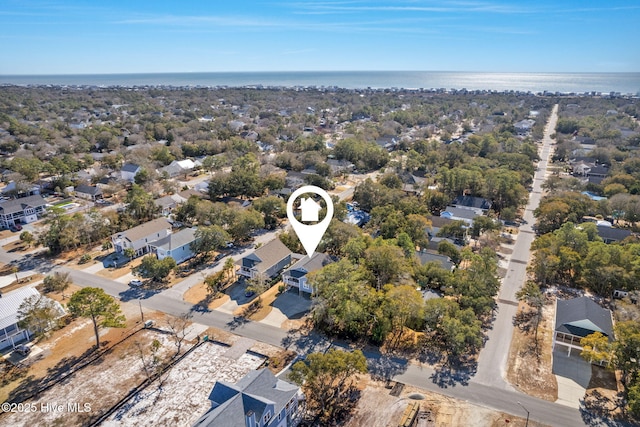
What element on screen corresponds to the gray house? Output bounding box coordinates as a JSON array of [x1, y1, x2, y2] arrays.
[[193, 368, 303, 427], [416, 251, 455, 271], [596, 225, 633, 244], [552, 296, 614, 359], [282, 253, 332, 295], [75, 184, 102, 201], [238, 239, 292, 279]]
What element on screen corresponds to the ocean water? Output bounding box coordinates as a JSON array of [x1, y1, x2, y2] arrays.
[[1, 71, 639, 94]]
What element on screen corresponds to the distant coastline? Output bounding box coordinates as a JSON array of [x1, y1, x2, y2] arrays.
[[1, 71, 639, 94]]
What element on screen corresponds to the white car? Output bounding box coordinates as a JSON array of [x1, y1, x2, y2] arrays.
[[129, 279, 143, 287]]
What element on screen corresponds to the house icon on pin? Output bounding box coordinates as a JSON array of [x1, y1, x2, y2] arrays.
[[299, 197, 322, 222]]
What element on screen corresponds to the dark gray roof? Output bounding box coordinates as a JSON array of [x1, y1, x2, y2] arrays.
[[75, 184, 101, 195], [597, 225, 632, 242], [283, 253, 332, 279], [440, 206, 478, 220], [0, 194, 47, 215], [121, 163, 140, 173], [452, 195, 492, 210], [194, 369, 299, 427], [416, 251, 454, 271], [555, 297, 613, 339], [240, 239, 292, 273]]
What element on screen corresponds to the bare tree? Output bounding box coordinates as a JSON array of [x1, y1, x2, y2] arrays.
[[165, 312, 193, 357]]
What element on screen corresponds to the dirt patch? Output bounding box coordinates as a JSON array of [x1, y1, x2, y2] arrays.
[[0, 274, 45, 294], [183, 282, 230, 309], [345, 379, 543, 427], [2, 240, 29, 252], [233, 282, 282, 321], [506, 302, 558, 401], [0, 298, 158, 404], [96, 257, 143, 279], [0, 329, 174, 427]]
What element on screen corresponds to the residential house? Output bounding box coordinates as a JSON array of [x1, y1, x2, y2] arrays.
[[238, 239, 292, 279], [74, 184, 102, 201], [285, 172, 306, 190], [440, 206, 478, 225], [160, 159, 196, 178], [514, 119, 535, 135], [596, 225, 633, 244], [375, 135, 399, 151], [326, 159, 355, 174], [0, 287, 65, 351], [0, 194, 47, 228], [193, 368, 303, 427], [416, 251, 455, 271], [120, 163, 141, 183], [111, 218, 172, 257], [154, 194, 188, 216], [552, 296, 614, 360], [148, 227, 198, 264], [282, 253, 332, 295], [451, 195, 492, 215]]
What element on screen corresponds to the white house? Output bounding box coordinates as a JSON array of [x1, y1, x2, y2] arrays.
[[282, 253, 332, 295], [160, 159, 196, 178], [0, 287, 65, 351], [0, 194, 47, 229], [74, 184, 102, 201], [111, 218, 172, 257], [120, 163, 141, 183], [148, 227, 198, 265]]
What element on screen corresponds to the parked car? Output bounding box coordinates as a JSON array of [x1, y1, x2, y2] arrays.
[[129, 279, 143, 287], [244, 290, 255, 298], [9, 224, 22, 232], [15, 344, 30, 356]]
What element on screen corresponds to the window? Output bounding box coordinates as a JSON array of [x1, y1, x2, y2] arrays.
[[263, 411, 271, 424]]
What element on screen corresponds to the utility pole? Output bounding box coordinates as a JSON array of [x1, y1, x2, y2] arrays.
[[516, 401, 530, 427], [139, 300, 144, 323]]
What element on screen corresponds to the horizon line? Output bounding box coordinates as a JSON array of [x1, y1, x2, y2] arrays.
[[2, 70, 639, 77]]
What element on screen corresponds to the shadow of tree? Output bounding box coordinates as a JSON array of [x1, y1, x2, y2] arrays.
[[367, 354, 409, 382], [430, 355, 477, 388], [227, 316, 250, 330], [5, 346, 98, 404], [580, 390, 635, 427]]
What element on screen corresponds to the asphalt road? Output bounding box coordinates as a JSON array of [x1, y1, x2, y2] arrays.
[[474, 105, 559, 390]]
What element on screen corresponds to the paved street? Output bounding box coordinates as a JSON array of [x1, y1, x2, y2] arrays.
[[474, 105, 559, 389]]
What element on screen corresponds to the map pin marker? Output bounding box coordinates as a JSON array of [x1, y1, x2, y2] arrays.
[[286, 185, 334, 257]]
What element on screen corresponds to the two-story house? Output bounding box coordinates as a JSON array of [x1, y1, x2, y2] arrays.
[[120, 163, 141, 183], [0, 194, 47, 229], [238, 239, 292, 279], [111, 217, 172, 257], [0, 287, 65, 351], [193, 369, 303, 427], [282, 253, 332, 295], [148, 227, 198, 265], [552, 296, 614, 361]]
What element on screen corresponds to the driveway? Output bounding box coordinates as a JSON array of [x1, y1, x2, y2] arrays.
[[553, 348, 592, 408], [260, 289, 311, 328]]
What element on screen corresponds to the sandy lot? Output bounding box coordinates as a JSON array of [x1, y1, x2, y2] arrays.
[[506, 302, 558, 401], [104, 341, 266, 426], [347, 379, 545, 427]]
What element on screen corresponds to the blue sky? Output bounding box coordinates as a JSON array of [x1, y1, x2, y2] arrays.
[[1, 0, 638, 74]]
